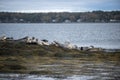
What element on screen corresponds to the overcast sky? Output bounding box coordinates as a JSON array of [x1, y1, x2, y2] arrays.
[[0, 0, 120, 12]]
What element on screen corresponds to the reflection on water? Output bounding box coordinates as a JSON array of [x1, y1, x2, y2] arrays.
[[0, 60, 120, 80]]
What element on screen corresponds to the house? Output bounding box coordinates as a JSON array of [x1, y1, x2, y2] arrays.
[[0, 36, 7, 41], [77, 19, 82, 23], [52, 19, 56, 23], [64, 19, 71, 23]]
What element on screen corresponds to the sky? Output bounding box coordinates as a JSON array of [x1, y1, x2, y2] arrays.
[[0, 0, 120, 12]]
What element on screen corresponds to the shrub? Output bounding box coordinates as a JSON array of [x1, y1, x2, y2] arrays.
[[54, 52, 72, 57], [38, 50, 48, 56], [5, 64, 26, 70]]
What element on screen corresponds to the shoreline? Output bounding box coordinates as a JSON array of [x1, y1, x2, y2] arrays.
[[0, 36, 120, 74], [0, 36, 120, 51]]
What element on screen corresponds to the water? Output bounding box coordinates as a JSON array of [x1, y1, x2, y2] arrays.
[[0, 23, 120, 49]]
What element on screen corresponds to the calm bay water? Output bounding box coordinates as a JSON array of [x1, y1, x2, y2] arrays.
[[0, 23, 120, 49]]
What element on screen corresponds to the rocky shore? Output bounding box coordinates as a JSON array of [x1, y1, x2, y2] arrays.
[[1, 35, 118, 52], [0, 36, 120, 74]]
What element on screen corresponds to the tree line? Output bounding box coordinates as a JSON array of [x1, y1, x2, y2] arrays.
[[0, 11, 120, 23]]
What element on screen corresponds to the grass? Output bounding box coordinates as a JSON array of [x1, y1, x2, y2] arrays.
[[0, 40, 120, 74]]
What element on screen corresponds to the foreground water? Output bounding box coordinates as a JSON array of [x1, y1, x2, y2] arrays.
[[0, 59, 120, 80], [0, 23, 120, 49]]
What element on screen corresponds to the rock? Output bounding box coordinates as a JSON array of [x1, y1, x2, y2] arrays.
[[16, 36, 29, 42], [42, 41, 49, 45], [41, 39, 48, 42], [63, 41, 76, 49], [51, 41, 61, 46]]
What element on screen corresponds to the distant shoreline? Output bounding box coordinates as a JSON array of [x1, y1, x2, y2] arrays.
[[0, 22, 120, 23], [0, 22, 120, 24], [0, 11, 120, 23]]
